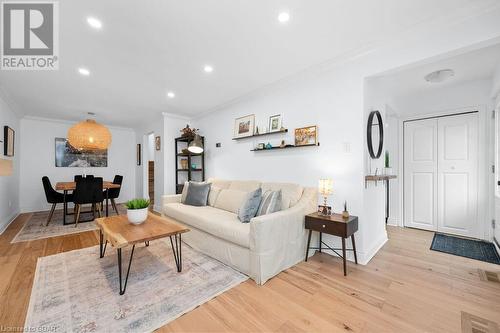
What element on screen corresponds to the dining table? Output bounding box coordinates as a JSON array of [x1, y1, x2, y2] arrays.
[[55, 181, 121, 225]]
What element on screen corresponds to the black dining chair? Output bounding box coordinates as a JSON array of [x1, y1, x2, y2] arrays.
[[42, 176, 73, 226], [74, 175, 94, 182], [72, 177, 104, 227], [104, 175, 123, 215]]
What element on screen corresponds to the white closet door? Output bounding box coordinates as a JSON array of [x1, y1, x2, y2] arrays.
[[437, 113, 478, 237], [404, 119, 438, 231]]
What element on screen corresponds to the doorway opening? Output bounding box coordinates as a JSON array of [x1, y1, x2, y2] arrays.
[[364, 42, 499, 241], [147, 133, 155, 209]]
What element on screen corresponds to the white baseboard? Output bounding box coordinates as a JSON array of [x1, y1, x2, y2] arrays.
[[0, 210, 20, 235], [386, 217, 399, 226], [153, 204, 162, 214], [358, 233, 388, 265]]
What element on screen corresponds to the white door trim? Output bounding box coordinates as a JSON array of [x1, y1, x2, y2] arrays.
[[398, 105, 489, 240]]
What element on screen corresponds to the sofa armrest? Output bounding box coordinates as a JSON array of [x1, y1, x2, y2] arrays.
[[162, 194, 181, 206], [248, 187, 317, 284]]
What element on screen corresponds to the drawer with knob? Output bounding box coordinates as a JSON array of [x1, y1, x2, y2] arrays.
[[305, 213, 358, 238]]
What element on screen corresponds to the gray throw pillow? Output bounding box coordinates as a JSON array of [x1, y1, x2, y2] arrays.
[[184, 182, 211, 206], [256, 190, 282, 216], [238, 188, 262, 223]]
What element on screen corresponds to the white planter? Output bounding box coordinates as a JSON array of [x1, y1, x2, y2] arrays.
[[384, 167, 393, 175], [127, 208, 148, 225]]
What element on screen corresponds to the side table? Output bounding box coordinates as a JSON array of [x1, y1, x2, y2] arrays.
[[305, 212, 359, 276]]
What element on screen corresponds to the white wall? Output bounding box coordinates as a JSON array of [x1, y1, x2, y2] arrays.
[[0, 95, 20, 233], [147, 134, 155, 162], [19, 117, 136, 212], [189, 7, 500, 264]]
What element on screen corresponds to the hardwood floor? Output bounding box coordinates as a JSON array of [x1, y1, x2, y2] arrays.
[[1, 213, 499, 332]]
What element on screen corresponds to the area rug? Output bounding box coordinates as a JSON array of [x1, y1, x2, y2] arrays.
[[25, 241, 248, 332], [431, 233, 500, 265], [11, 205, 126, 243]]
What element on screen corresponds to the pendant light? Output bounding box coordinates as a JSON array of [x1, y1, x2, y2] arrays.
[[188, 134, 204, 154], [67, 112, 112, 151]]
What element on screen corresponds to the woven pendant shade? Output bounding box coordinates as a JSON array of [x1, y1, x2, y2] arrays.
[[67, 119, 112, 151]]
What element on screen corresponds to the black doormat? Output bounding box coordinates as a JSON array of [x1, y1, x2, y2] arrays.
[[430, 233, 500, 265]]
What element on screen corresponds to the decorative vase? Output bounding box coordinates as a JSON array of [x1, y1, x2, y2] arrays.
[[342, 211, 349, 219], [180, 159, 188, 169], [127, 208, 148, 225]]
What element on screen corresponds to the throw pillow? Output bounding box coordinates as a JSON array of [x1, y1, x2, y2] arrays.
[[237, 188, 262, 223], [256, 190, 282, 216], [181, 181, 189, 203], [184, 182, 211, 206]]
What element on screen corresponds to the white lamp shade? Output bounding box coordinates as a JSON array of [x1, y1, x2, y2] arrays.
[[318, 179, 333, 195]]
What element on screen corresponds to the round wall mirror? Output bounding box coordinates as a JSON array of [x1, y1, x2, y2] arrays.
[[367, 110, 384, 159]]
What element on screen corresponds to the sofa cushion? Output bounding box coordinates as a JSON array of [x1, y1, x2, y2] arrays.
[[261, 182, 304, 209], [163, 203, 250, 248], [208, 186, 222, 207], [207, 178, 232, 189], [228, 180, 261, 192], [214, 189, 248, 214], [238, 188, 262, 223]]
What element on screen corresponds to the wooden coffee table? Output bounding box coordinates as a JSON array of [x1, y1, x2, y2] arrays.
[[95, 213, 189, 295]]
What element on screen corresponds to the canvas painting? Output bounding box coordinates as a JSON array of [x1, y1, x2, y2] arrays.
[[155, 136, 161, 151], [55, 138, 108, 167], [294, 126, 318, 146], [234, 114, 255, 138]]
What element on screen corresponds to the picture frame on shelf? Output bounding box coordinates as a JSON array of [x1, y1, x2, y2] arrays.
[[268, 114, 282, 133], [233, 114, 255, 139], [155, 136, 161, 151], [294, 125, 318, 146], [3, 126, 14, 157]]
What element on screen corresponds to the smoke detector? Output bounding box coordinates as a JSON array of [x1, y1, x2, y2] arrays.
[[424, 69, 455, 83]]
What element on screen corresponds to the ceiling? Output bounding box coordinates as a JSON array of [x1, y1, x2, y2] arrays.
[[0, 0, 496, 127], [370, 43, 500, 99]]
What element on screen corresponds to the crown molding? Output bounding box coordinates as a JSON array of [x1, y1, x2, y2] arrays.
[[22, 115, 135, 132], [161, 112, 192, 121]]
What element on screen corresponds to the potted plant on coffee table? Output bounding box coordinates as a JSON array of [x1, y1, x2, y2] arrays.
[[125, 198, 150, 225]]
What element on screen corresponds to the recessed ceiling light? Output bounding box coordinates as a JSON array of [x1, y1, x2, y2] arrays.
[[424, 69, 454, 83], [87, 17, 102, 29], [167, 91, 175, 98], [78, 67, 90, 76], [203, 65, 214, 73], [278, 12, 290, 23]]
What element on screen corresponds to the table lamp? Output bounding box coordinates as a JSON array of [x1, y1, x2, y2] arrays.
[[318, 178, 333, 215]]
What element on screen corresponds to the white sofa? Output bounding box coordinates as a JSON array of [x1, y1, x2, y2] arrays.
[[162, 179, 317, 284]]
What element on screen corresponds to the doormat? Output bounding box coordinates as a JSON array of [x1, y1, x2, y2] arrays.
[[430, 233, 500, 265]]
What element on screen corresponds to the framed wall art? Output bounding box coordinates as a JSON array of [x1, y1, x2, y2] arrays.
[[269, 114, 282, 132], [137, 144, 142, 166], [3, 126, 14, 157], [294, 125, 318, 146], [55, 138, 108, 167], [155, 136, 161, 151], [233, 114, 255, 139]]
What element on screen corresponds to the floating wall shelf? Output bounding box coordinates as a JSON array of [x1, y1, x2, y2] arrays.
[[233, 129, 288, 140], [250, 143, 320, 151]]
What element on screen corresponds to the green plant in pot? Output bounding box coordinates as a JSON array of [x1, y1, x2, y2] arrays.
[[384, 150, 393, 175], [125, 198, 150, 225]]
